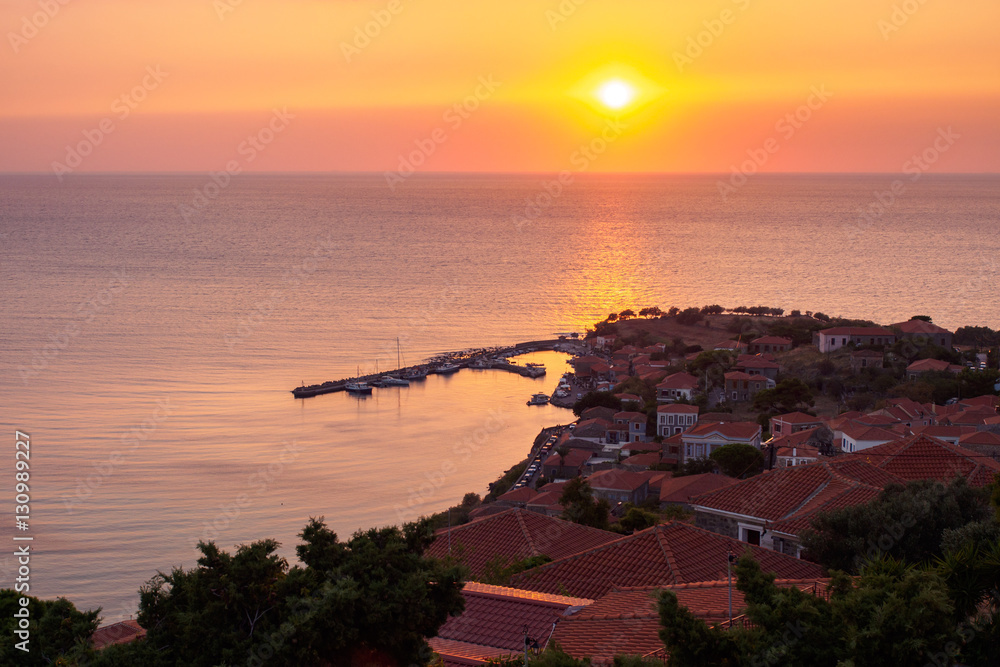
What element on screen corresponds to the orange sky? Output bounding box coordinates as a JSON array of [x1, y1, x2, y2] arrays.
[[1, 0, 997, 173]]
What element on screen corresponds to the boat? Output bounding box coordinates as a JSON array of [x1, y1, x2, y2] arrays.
[[345, 380, 372, 394], [526, 393, 550, 406], [469, 358, 491, 369], [435, 363, 460, 374], [346, 366, 373, 394], [403, 367, 427, 380], [381, 376, 409, 386]]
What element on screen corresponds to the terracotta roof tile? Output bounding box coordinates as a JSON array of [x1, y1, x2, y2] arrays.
[[427, 509, 619, 578], [657, 473, 738, 504], [92, 619, 145, 650], [511, 522, 823, 600], [842, 434, 1000, 486]]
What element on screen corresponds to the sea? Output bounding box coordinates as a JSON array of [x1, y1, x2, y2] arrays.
[[1, 172, 998, 620]]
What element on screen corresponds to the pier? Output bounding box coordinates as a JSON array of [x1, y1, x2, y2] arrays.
[[291, 338, 577, 398]]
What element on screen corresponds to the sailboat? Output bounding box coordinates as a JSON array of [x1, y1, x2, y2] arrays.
[[382, 338, 411, 385], [345, 366, 372, 394]]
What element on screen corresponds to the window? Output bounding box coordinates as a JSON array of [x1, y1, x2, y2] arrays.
[[739, 525, 762, 545], [732, 392, 738, 400]]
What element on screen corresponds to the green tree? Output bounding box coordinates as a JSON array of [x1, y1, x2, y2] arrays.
[[675, 307, 704, 326], [614, 505, 660, 534], [0, 590, 99, 666], [572, 391, 622, 417], [751, 378, 814, 413], [560, 478, 611, 531], [114, 517, 465, 666], [672, 457, 717, 477], [709, 443, 764, 479], [801, 478, 991, 573]]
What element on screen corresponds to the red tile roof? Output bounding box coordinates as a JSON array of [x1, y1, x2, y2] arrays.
[[657, 372, 699, 390], [819, 326, 895, 336], [497, 486, 539, 504], [906, 358, 956, 373], [842, 434, 1000, 487], [427, 509, 620, 578], [543, 449, 592, 468], [690, 458, 900, 524], [657, 473, 738, 504], [588, 469, 650, 492], [774, 411, 823, 425], [839, 423, 900, 443], [511, 522, 824, 599], [959, 431, 1000, 446], [430, 582, 593, 666], [892, 319, 952, 335], [622, 452, 661, 468], [657, 403, 699, 414], [737, 357, 780, 370], [552, 578, 827, 665], [92, 619, 146, 650], [960, 395, 1000, 409], [684, 421, 762, 441]]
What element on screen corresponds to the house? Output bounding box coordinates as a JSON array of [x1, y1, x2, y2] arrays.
[[92, 620, 146, 650], [581, 406, 617, 423], [587, 469, 650, 505], [495, 486, 538, 508], [691, 458, 901, 555], [959, 431, 1000, 462], [610, 411, 647, 444], [680, 421, 762, 463], [542, 449, 593, 479], [841, 434, 1000, 487], [816, 327, 896, 353], [511, 521, 824, 600], [749, 336, 793, 354], [735, 356, 780, 380], [774, 445, 820, 467], [837, 423, 899, 453], [892, 318, 953, 349], [571, 418, 613, 443], [714, 340, 748, 353], [594, 334, 617, 349], [906, 358, 963, 379], [428, 582, 595, 666], [723, 371, 769, 403], [552, 579, 828, 666], [850, 349, 884, 372], [656, 472, 737, 508], [769, 412, 824, 437], [909, 425, 974, 446], [764, 426, 835, 463], [657, 403, 699, 437], [656, 372, 699, 403], [621, 452, 661, 471], [614, 393, 643, 409], [426, 508, 619, 579]]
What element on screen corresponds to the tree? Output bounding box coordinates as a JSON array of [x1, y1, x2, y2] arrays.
[[0, 590, 99, 666], [560, 478, 611, 530], [572, 391, 622, 416], [619, 309, 636, 321], [116, 518, 466, 666], [911, 315, 933, 322], [614, 505, 660, 534], [800, 478, 991, 573], [606, 313, 618, 323], [709, 443, 764, 479], [675, 307, 703, 326], [751, 378, 814, 414], [673, 457, 717, 477]]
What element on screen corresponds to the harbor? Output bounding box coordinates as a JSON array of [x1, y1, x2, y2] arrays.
[[291, 337, 585, 398]]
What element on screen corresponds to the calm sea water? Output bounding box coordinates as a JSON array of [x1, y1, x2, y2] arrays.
[[1, 173, 998, 619]]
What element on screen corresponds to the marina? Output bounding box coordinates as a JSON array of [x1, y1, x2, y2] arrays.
[[291, 337, 584, 398]]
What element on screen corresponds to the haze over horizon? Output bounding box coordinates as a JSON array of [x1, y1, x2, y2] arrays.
[[2, 0, 998, 175]]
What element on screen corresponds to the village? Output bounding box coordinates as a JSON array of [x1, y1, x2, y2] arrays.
[[417, 310, 1000, 665]]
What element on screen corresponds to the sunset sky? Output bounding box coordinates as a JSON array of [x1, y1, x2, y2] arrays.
[[1, 0, 997, 173]]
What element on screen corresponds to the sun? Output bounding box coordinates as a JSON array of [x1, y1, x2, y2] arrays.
[[595, 78, 636, 111]]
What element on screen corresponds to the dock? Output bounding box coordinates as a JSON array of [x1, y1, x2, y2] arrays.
[[291, 338, 579, 398]]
